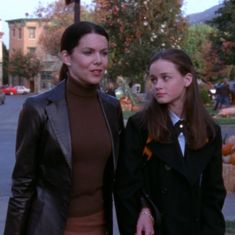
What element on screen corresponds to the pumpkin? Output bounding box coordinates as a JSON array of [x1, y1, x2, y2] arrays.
[[231, 153, 235, 165], [218, 107, 235, 117], [222, 143, 234, 156]]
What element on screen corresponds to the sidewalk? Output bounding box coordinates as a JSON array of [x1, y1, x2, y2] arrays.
[[223, 192, 235, 221], [225, 192, 235, 235], [0, 195, 8, 235]]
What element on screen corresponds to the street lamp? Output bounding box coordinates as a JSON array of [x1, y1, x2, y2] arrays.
[[65, 0, 80, 23]]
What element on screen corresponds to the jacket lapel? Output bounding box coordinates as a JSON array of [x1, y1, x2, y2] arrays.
[[148, 140, 189, 180], [45, 81, 72, 169], [148, 140, 213, 185]]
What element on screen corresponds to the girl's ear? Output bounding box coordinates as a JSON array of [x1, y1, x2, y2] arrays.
[[184, 73, 193, 87], [60, 50, 71, 66]]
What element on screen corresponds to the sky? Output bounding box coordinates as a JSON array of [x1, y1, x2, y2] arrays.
[[0, 0, 222, 48]]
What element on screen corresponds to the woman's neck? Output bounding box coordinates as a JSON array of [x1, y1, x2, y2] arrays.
[[66, 75, 98, 97]]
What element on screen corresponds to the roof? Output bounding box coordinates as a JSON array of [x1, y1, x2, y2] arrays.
[[6, 18, 45, 24]]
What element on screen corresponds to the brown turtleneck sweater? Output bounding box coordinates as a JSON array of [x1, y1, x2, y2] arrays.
[[66, 77, 112, 217]]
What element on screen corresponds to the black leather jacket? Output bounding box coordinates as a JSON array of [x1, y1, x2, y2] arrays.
[[4, 80, 124, 235]]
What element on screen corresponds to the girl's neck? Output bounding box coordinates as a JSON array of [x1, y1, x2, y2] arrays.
[[168, 106, 183, 118]]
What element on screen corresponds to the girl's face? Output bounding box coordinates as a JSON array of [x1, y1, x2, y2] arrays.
[[61, 33, 109, 86], [149, 59, 192, 116]]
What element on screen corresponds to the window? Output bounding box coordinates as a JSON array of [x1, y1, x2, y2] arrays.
[[41, 71, 51, 80], [28, 47, 36, 54], [12, 28, 16, 37], [28, 27, 36, 39], [18, 28, 22, 39]]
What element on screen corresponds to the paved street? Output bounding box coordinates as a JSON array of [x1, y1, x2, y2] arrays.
[[0, 95, 27, 235], [0, 95, 235, 234]]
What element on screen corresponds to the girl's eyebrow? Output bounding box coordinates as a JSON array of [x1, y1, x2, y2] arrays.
[[159, 72, 174, 76], [150, 72, 169, 77], [82, 47, 109, 51]]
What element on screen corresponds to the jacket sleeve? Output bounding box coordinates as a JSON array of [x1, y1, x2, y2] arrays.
[[201, 126, 226, 235], [4, 98, 44, 235], [114, 115, 146, 235]]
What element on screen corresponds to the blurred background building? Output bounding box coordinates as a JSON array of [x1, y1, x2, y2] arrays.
[[0, 19, 3, 87], [7, 18, 60, 92]]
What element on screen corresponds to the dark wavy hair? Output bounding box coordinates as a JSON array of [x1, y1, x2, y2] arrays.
[[141, 48, 216, 149], [59, 21, 109, 81]]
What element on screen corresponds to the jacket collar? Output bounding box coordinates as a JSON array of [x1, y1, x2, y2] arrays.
[[44, 80, 116, 170], [45, 80, 72, 169], [47, 80, 66, 102]]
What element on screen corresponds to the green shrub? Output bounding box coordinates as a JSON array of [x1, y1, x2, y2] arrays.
[[200, 88, 211, 105]]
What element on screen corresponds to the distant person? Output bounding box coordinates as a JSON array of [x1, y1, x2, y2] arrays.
[[213, 82, 223, 111], [115, 48, 226, 235], [219, 79, 231, 108], [4, 21, 124, 235], [106, 81, 116, 97], [214, 80, 231, 110]]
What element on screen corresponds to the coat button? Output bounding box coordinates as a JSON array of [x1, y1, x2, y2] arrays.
[[161, 188, 168, 194], [164, 164, 171, 171], [144, 193, 150, 198]]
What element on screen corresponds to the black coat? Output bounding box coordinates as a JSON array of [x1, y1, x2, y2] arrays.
[[4, 80, 124, 235], [115, 113, 226, 235]]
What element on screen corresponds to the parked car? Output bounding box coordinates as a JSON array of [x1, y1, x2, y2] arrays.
[[0, 90, 6, 104], [14, 85, 31, 95], [1, 86, 17, 95]]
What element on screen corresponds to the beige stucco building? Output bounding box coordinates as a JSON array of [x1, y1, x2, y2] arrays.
[[7, 18, 60, 92]]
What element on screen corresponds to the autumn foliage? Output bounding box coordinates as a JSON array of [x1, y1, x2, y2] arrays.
[[36, 0, 92, 56], [94, 0, 187, 80], [209, 0, 235, 66], [8, 50, 42, 84]]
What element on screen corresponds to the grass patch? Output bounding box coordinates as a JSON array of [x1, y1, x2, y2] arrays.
[[215, 118, 235, 125], [206, 106, 235, 124]]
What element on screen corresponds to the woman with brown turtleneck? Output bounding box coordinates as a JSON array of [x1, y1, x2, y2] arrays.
[[4, 22, 124, 235]]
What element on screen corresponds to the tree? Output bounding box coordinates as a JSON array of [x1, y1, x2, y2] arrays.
[[36, 0, 94, 56], [182, 24, 227, 82], [94, 0, 187, 82], [209, 0, 235, 66], [8, 50, 42, 86]]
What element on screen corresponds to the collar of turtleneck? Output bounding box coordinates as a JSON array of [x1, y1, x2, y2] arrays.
[[66, 75, 98, 97]]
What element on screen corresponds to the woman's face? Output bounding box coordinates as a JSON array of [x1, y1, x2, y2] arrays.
[[62, 33, 109, 86], [149, 59, 192, 115]]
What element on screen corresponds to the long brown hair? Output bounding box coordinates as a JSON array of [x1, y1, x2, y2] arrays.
[[142, 48, 216, 149]]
